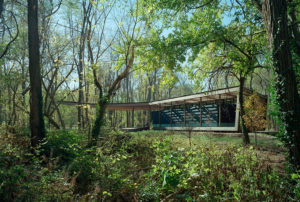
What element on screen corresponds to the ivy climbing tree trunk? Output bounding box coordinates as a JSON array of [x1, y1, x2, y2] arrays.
[[262, 0, 300, 169], [91, 96, 108, 141], [89, 45, 135, 146], [28, 0, 46, 147], [84, 0, 138, 146]]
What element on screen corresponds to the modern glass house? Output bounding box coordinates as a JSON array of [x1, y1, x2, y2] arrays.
[[61, 86, 266, 132], [149, 86, 242, 131]]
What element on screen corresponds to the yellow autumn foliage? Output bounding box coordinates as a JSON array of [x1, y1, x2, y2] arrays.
[[243, 92, 267, 132]]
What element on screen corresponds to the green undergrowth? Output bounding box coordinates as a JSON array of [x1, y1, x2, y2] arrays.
[[134, 130, 284, 150], [0, 125, 299, 201]]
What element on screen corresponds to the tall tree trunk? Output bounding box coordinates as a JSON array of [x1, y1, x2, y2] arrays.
[[7, 82, 12, 124], [28, 0, 46, 147], [239, 76, 250, 145], [262, 0, 300, 168], [11, 87, 17, 125], [21, 54, 26, 108], [126, 76, 130, 127], [85, 80, 89, 129], [0, 0, 3, 122], [77, 1, 88, 130], [153, 69, 157, 101], [147, 75, 152, 102], [77, 59, 84, 129]]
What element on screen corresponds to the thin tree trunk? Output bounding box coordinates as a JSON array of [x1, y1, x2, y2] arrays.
[[77, 1, 88, 130], [28, 0, 46, 147], [77, 61, 84, 129], [11, 87, 17, 125], [126, 76, 130, 127], [85, 80, 89, 129], [56, 107, 65, 129], [45, 114, 60, 129], [239, 76, 250, 145], [153, 69, 157, 101], [7, 83, 12, 124]]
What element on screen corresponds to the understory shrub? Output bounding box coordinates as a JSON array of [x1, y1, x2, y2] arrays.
[[139, 138, 293, 201], [0, 126, 74, 201], [1, 126, 299, 201], [69, 131, 156, 200], [43, 130, 85, 166]]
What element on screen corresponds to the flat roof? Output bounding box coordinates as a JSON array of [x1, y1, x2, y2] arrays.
[[150, 86, 240, 107], [59, 101, 153, 111], [59, 86, 264, 111]]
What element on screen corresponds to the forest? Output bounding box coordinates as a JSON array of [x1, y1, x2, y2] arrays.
[[0, 0, 300, 201]]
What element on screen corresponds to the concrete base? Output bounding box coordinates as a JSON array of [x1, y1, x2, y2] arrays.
[[153, 126, 238, 132]]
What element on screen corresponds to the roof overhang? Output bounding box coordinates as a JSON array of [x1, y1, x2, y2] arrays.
[[59, 87, 266, 111], [150, 86, 240, 107], [106, 102, 153, 111]]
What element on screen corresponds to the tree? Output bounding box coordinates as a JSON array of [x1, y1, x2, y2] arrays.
[[140, 0, 267, 144], [260, 0, 300, 169], [28, 0, 46, 147], [76, 1, 91, 130], [82, 0, 143, 145], [90, 45, 134, 145]]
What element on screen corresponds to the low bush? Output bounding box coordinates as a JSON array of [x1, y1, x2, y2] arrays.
[[43, 130, 85, 166], [0, 127, 74, 201], [139, 138, 293, 201], [1, 127, 299, 201], [69, 131, 156, 200]]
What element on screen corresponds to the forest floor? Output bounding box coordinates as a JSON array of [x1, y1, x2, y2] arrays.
[[130, 130, 287, 173]]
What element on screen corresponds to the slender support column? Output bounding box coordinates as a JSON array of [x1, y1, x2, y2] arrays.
[[120, 111, 122, 127], [149, 106, 152, 127], [132, 108, 134, 127], [159, 104, 161, 127], [110, 111, 113, 127], [184, 101, 186, 127], [170, 102, 173, 127], [199, 98, 202, 127], [235, 93, 240, 131]]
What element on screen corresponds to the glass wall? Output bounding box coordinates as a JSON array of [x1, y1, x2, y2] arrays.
[[151, 99, 236, 128], [221, 100, 236, 127], [201, 103, 219, 127]]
